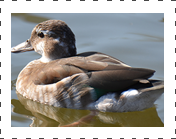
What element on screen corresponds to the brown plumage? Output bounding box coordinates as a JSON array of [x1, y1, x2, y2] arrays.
[[11, 20, 163, 112]]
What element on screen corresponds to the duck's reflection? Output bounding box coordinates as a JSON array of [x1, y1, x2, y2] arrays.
[[11, 93, 163, 127]]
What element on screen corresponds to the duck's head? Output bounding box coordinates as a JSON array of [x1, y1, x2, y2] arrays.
[[11, 20, 76, 62]]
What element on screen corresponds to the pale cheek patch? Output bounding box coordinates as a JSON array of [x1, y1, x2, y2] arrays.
[[36, 41, 45, 55], [36, 41, 53, 62]]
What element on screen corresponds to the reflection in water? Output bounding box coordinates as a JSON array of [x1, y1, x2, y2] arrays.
[[129, 33, 164, 42], [11, 13, 50, 24], [160, 18, 164, 22], [11, 93, 163, 127]]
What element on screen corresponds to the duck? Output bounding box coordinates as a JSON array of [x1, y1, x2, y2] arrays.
[[11, 20, 164, 112]]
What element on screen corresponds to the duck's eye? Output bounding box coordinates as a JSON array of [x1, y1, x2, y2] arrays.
[[38, 32, 44, 38], [26, 39, 29, 42]]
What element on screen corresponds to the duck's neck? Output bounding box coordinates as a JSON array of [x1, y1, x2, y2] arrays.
[[40, 50, 77, 63], [40, 55, 53, 63]]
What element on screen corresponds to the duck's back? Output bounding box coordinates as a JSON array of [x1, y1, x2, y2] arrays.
[[16, 52, 154, 106], [77, 52, 155, 91]]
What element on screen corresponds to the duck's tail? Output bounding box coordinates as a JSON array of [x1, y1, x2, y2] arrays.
[[95, 80, 164, 112]]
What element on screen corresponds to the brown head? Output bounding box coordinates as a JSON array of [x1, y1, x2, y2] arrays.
[[11, 20, 77, 62]]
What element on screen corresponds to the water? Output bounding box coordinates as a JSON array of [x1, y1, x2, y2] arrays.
[[11, 13, 164, 127]]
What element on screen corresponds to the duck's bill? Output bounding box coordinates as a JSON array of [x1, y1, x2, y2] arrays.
[[11, 40, 34, 53]]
